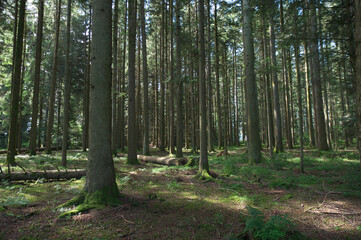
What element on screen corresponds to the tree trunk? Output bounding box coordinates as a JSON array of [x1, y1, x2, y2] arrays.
[[6, 0, 26, 167], [84, 0, 119, 203], [304, 42, 315, 146], [45, 0, 62, 154], [355, 0, 361, 163], [309, 0, 328, 151], [111, 0, 119, 156], [214, 1, 222, 149], [196, 0, 210, 178], [243, 0, 261, 164], [269, 9, 283, 153], [140, 0, 150, 156], [29, 0, 44, 156], [159, 0, 165, 151], [0, 170, 86, 181], [61, 0, 72, 167], [175, 0, 183, 158], [295, 44, 304, 173], [127, 0, 139, 164]]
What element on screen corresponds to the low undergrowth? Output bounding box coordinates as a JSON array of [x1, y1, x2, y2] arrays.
[[1, 148, 361, 239]]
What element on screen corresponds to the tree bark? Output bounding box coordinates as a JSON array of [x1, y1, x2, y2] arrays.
[[269, 8, 283, 152], [29, 0, 44, 156], [61, 0, 72, 167], [355, 0, 361, 163], [140, 0, 150, 156], [196, 0, 210, 178], [175, 0, 183, 158], [309, 0, 328, 151], [243, 0, 261, 164], [127, 0, 140, 164], [111, 0, 119, 156], [6, 0, 26, 166], [0, 170, 86, 181], [45, 0, 62, 154], [214, 1, 222, 149], [85, 0, 119, 201]]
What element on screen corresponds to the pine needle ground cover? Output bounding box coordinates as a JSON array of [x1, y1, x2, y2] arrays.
[[1, 148, 361, 239]]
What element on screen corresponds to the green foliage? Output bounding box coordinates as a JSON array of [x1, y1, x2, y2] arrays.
[[244, 206, 305, 240], [1, 194, 30, 207], [269, 178, 296, 190]]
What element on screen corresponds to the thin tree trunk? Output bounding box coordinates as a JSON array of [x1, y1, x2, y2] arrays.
[[159, 0, 165, 151], [175, 0, 183, 158], [295, 44, 304, 173], [6, 0, 26, 167], [196, 0, 210, 177], [309, 0, 328, 151], [61, 0, 72, 167], [120, 0, 127, 151], [140, 0, 150, 156], [304, 42, 315, 146], [111, 0, 119, 156], [45, 0, 62, 154], [355, 0, 361, 164], [214, 1, 222, 148], [269, 8, 283, 152], [127, 0, 139, 164], [29, 0, 44, 156]]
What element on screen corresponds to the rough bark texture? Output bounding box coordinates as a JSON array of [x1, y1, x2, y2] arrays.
[[141, 0, 150, 156], [309, 0, 328, 151], [45, 0, 61, 154], [197, 0, 210, 177], [243, 0, 261, 164], [84, 0, 119, 202], [61, 0, 72, 167], [0, 170, 86, 181], [214, 1, 222, 149], [127, 0, 139, 164], [137, 155, 187, 166], [29, 0, 44, 156], [6, 0, 26, 166], [355, 0, 361, 163], [269, 10, 283, 153], [175, 0, 183, 158], [112, 0, 119, 156]]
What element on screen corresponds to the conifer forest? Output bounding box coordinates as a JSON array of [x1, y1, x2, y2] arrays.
[[0, 0, 361, 239]]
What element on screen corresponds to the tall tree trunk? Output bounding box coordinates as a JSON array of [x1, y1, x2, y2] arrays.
[[304, 42, 315, 146], [269, 8, 283, 152], [127, 0, 139, 164], [355, 0, 361, 163], [280, 0, 292, 149], [295, 44, 304, 173], [120, 0, 127, 151], [196, 0, 210, 178], [206, 0, 214, 151], [140, 0, 150, 156], [29, 0, 44, 156], [6, 0, 26, 167], [168, 0, 175, 154], [61, 0, 72, 167], [262, 18, 274, 155], [83, 0, 119, 203], [309, 0, 328, 151], [159, 0, 165, 151], [45, 0, 62, 154], [111, 0, 119, 156], [214, 1, 222, 148], [175, 0, 183, 158], [243, 0, 261, 164]]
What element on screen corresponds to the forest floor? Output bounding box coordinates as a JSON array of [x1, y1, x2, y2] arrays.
[[0, 145, 361, 239]]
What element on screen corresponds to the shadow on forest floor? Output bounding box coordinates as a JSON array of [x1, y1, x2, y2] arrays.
[[0, 146, 361, 239]]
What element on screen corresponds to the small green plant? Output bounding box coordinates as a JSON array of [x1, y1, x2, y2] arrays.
[[243, 206, 305, 240], [1, 195, 30, 207]]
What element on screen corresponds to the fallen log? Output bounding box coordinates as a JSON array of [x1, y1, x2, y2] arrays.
[[0, 146, 60, 154], [137, 155, 187, 166], [0, 169, 86, 181]]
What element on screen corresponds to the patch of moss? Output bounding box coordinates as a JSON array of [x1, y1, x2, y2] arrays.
[[194, 169, 214, 182]]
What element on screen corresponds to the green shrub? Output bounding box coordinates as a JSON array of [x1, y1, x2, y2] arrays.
[[243, 206, 305, 240]]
